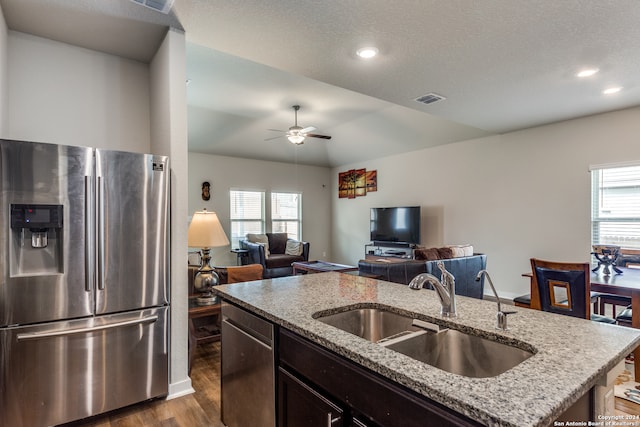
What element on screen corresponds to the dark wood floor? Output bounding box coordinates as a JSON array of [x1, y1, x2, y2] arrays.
[[60, 340, 639, 426], [62, 342, 224, 427]]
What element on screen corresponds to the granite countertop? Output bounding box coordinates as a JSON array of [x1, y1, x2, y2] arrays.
[[213, 272, 640, 427]]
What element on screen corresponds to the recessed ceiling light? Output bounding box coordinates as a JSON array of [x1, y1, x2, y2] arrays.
[[577, 68, 599, 78], [603, 87, 622, 95], [356, 47, 379, 59]]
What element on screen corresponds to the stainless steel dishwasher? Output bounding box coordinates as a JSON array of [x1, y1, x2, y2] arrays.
[[221, 301, 276, 427]]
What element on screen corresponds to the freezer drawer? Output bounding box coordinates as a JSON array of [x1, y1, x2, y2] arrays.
[[0, 307, 169, 427]]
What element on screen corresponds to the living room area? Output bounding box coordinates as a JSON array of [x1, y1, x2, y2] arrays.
[[189, 104, 640, 303]]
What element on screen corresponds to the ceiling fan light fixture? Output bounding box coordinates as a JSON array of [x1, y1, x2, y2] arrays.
[[603, 86, 622, 95], [356, 47, 378, 59], [576, 68, 599, 78], [265, 105, 330, 144], [288, 134, 305, 144]]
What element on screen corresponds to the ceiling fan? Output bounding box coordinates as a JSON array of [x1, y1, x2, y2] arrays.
[[266, 105, 332, 145]]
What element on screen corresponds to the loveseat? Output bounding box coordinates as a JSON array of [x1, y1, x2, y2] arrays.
[[240, 233, 310, 278], [358, 252, 487, 299]]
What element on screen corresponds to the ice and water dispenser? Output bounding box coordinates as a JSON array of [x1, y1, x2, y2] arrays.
[[9, 204, 64, 276]]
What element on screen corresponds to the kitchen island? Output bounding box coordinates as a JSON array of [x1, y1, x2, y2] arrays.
[[213, 272, 640, 427]]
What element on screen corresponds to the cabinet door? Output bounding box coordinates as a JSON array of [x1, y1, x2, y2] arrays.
[[278, 368, 343, 427]]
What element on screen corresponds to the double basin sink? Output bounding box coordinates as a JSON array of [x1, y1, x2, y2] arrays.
[[314, 306, 535, 378]]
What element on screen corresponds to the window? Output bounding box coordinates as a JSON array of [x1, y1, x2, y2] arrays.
[[591, 164, 640, 249], [271, 192, 302, 241], [230, 190, 264, 248], [229, 190, 303, 247]]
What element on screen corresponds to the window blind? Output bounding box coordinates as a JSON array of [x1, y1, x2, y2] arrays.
[[271, 192, 301, 240], [230, 190, 265, 248], [591, 164, 640, 249]]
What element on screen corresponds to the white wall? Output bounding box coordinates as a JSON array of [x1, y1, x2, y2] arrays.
[[6, 31, 150, 151], [149, 28, 192, 399], [0, 5, 7, 135], [333, 107, 640, 299], [6, 25, 192, 398], [188, 152, 333, 266]]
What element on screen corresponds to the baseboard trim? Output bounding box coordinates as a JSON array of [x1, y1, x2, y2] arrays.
[[167, 378, 195, 400]]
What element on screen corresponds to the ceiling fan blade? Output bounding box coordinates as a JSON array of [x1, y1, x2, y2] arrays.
[[267, 128, 286, 132], [300, 126, 316, 134], [306, 133, 332, 140], [264, 135, 284, 141]]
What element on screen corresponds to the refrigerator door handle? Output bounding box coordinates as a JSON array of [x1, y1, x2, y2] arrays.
[[16, 315, 158, 341], [97, 176, 105, 290], [85, 175, 94, 293]]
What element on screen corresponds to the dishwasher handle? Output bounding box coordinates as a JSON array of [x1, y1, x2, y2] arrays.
[[222, 302, 273, 345], [222, 317, 273, 348]]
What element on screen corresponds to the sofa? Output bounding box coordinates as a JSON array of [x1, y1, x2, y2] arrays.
[[239, 232, 310, 278], [358, 253, 487, 299]]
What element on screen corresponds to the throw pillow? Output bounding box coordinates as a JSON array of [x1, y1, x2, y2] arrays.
[[285, 240, 303, 256], [414, 247, 440, 261], [436, 247, 454, 259], [266, 233, 288, 254], [246, 233, 270, 257], [448, 246, 466, 258], [446, 244, 474, 257]]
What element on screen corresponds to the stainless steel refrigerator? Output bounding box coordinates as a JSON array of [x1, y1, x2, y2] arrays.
[[0, 139, 170, 427]]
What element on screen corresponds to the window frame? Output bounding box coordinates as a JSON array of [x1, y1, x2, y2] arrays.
[[229, 189, 303, 246], [271, 191, 302, 241], [590, 162, 640, 250], [229, 189, 265, 248]]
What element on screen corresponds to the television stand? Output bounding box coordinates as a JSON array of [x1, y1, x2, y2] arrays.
[[365, 242, 415, 260]]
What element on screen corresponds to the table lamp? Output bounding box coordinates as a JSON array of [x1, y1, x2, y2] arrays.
[[188, 209, 230, 305]]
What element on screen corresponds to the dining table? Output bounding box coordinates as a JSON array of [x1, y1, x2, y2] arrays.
[[523, 267, 640, 379], [590, 267, 640, 379]]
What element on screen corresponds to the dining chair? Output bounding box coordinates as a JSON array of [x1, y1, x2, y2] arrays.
[[598, 294, 632, 317], [530, 258, 616, 324], [616, 305, 633, 327], [226, 264, 264, 283]]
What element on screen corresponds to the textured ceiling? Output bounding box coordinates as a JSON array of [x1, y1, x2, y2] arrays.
[[176, 0, 640, 133], [3, 0, 640, 167]]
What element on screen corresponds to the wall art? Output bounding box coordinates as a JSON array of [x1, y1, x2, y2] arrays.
[[338, 169, 377, 199]]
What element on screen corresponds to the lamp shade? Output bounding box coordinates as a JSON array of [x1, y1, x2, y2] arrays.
[[188, 209, 230, 248]]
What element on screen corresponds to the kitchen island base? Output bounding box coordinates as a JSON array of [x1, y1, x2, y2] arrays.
[[214, 272, 640, 426], [223, 301, 609, 427]]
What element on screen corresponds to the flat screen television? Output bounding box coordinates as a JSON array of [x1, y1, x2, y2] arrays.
[[370, 206, 421, 245]]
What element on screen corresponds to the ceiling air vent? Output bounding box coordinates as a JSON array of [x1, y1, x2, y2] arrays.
[[414, 93, 446, 105], [129, 0, 175, 14]]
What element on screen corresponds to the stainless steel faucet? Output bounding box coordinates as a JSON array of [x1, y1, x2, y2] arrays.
[[475, 270, 516, 330], [408, 262, 457, 318]]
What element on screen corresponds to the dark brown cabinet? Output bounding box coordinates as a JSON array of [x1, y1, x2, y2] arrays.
[[278, 329, 481, 427], [223, 302, 481, 426], [278, 368, 344, 427]]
